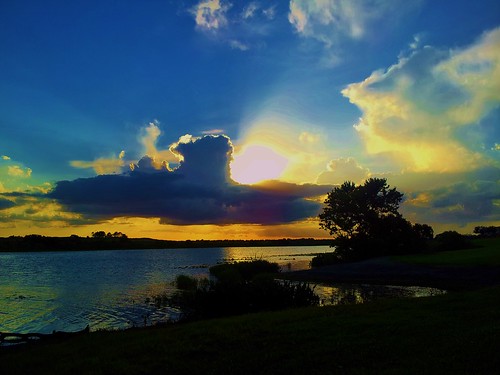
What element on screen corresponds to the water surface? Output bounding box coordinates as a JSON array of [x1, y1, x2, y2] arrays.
[[0, 246, 326, 333], [0, 246, 445, 334]]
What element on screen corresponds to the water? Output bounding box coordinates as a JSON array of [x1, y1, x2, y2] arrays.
[[0, 246, 445, 334], [0, 246, 327, 334]]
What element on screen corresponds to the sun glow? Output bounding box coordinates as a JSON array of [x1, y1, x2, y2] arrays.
[[230, 144, 288, 184]]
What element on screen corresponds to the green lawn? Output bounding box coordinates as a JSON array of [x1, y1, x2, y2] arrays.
[[393, 237, 500, 266], [2, 286, 499, 374]]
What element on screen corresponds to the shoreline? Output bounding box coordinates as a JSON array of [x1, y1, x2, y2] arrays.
[[0, 236, 332, 252], [283, 256, 500, 291]]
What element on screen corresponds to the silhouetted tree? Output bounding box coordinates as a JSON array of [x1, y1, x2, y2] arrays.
[[318, 178, 431, 263], [474, 226, 500, 237], [91, 231, 106, 239]]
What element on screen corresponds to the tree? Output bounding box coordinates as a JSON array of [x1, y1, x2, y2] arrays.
[[91, 231, 106, 239], [473, 226, 500, 238], [318, 178, 430, 262]]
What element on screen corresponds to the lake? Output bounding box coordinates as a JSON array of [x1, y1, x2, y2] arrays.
[[0, 246, 444, 334]]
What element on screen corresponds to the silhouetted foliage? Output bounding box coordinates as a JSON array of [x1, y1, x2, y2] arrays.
[[317, 178, 433, 264], [209, 259, 280, 283], [175, 274, 200, 291], [435, 231, 472, 251], [162, 260, 319, 320], [91, 231, 106, 239], [474, 226, 500, 238]]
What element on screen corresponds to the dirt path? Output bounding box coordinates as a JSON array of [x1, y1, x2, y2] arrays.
[[287, 257, 500, 291]]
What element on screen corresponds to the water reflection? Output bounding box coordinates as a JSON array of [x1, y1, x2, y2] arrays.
[[315, 284, 446, 306]]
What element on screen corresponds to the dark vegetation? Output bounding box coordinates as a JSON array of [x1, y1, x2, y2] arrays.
[[313, 177, 499, 267], [156, 260, 319, 320], [2, 286, 499, 374], [0, 234, 330, 252]]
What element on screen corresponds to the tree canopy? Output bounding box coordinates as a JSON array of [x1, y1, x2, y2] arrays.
[[318, 178, 432, 263]]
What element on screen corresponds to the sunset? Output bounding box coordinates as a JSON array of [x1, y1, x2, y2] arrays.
[[1, 2, 500, 373], [1, 1, 498, 240]]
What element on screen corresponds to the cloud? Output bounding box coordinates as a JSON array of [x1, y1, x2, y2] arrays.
[[192, 0, 230, 31], [70, 151, 126, 175], [0, 197, 15, 210], [242, 2, 259, 19], [48, 135, 332, 225], [189, 0, 278, 51], [1, 155, 10, 160], [262, 5, 276, 20], [317, 157, 370, 185], [139, 121, 179, 165], [0, 191, 88, 226], [69, 121, 181, 175], [202, 129, 225, 135], [298, 131, 321, 144], [229, 39, 250, 51], [8, 165, 32, 178], [342, 27, 500, 173], [402, 170, 500, 227], [288, 0, 417, 46]]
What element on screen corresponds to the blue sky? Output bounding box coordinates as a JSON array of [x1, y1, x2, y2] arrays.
[[0, 0, 499, 239]]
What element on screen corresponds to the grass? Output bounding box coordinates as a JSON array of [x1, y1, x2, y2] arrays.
[[2, 286, 499, 374], [392, 237, 500, 267]]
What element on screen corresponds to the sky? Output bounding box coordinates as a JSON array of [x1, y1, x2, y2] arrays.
[[0, 0, 499, 240]]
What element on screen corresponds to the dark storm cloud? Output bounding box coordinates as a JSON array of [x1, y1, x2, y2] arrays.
[[48, 135, 331, 225], [403, 167, 500, 225], [0, 197, 15, 210]]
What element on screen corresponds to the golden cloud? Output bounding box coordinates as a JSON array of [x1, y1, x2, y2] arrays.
[[342, 27, 500, 173]]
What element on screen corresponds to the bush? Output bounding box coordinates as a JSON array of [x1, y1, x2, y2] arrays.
[[209, 259, 280, 282], [162, 260, 319, 320], [175, 274, 199, 291], [310, 252, 341, 267]]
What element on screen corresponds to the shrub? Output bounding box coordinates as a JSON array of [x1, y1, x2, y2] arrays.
[[175, 274, 199, 291], [162, 260, 319, 321], [209, 259, 280, 282]]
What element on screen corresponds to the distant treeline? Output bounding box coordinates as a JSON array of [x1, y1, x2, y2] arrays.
[[0, 234, 332, 252]]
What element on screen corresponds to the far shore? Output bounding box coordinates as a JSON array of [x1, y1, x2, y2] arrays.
[[0, 235, 332, 252]]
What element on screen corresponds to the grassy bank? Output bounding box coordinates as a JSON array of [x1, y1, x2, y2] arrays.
[[393, 237, 500, 266], [2, 286, 499, 374]]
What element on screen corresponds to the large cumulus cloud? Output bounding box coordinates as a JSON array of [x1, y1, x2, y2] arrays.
[[48, 135, 331, 225], [342, 27, 500, 172]]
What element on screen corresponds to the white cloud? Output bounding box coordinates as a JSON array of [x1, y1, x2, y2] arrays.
[[288, 0, 421, 49], [262, 5, 276, 20], [342, 27, 500, 173], [192, 0, 231, 31], [229, 39, 250, 51], [242, 2, 259, 19]]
